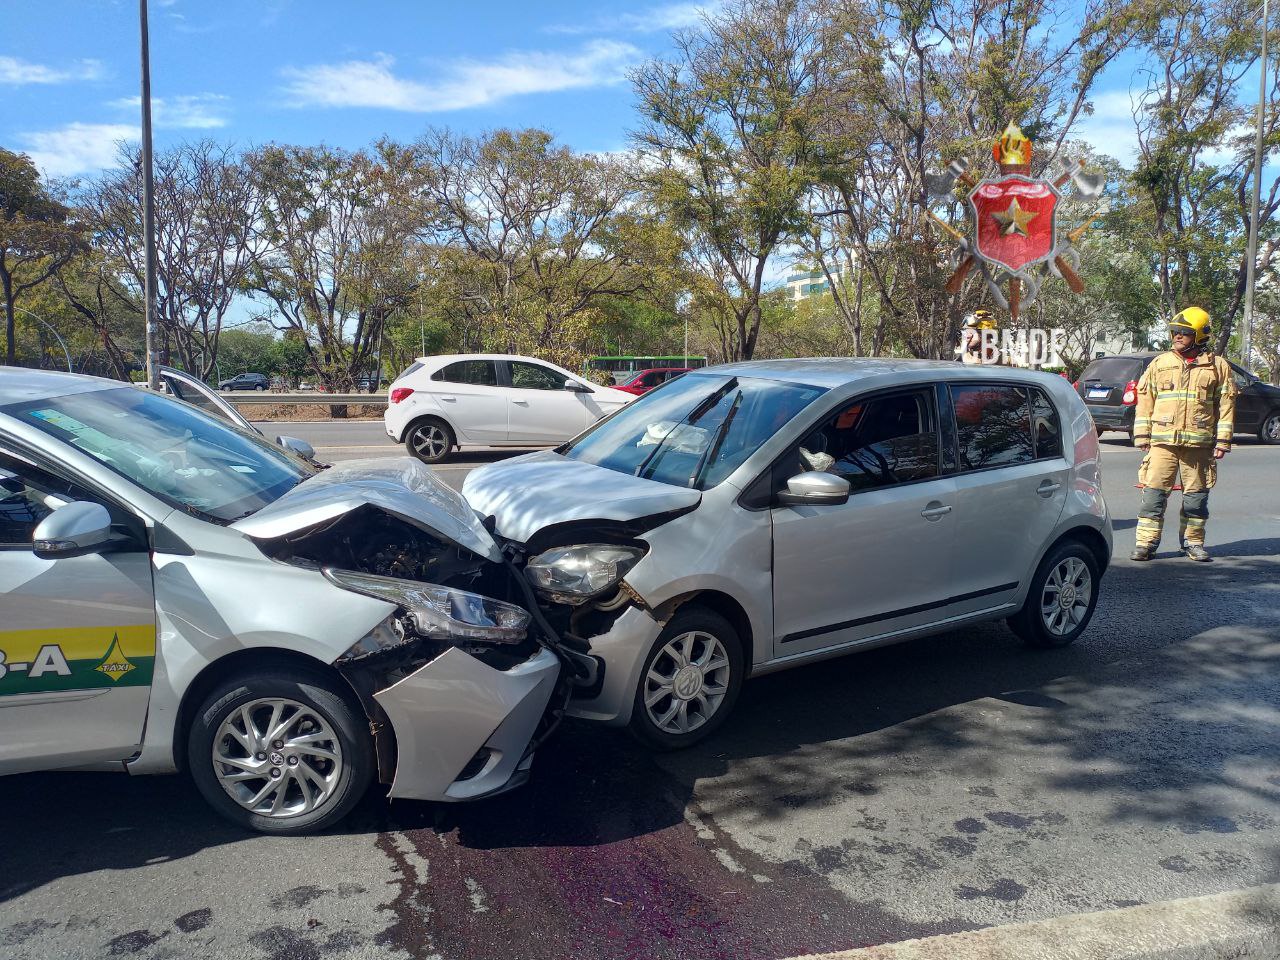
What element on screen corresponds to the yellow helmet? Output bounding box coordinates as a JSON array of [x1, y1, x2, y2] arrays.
[[1169, 306, 1211, 344], [966, 308, 996, 329]]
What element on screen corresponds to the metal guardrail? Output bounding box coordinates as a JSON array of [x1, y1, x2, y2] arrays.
[[224, 392, 388, 406]]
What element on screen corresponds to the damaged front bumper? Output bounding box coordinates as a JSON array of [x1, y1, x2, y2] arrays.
[[366, 644, 561, 802]]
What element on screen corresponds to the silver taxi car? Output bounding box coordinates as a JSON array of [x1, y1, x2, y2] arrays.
[[0, 368, 571, 834]]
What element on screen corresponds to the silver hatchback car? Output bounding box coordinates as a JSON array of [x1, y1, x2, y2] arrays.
[[465, 359, 1112, 748]]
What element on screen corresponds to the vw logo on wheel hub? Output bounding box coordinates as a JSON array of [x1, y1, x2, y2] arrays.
[[672, 665, 704, 700]]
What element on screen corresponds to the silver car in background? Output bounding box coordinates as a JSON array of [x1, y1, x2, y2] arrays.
[[0, 369, 573, 834], [465, 359, 1112, 748]]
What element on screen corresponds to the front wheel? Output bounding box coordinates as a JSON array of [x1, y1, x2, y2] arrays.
[[187, 668, 374, 834], [1259, 411, 1280, 445], [405, 418, 455, 464], [1007, 540, 1100, 649], [629, 607, 744, 750]]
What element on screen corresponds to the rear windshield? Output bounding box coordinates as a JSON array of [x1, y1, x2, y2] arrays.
[[1080, 357, 1146, 382]]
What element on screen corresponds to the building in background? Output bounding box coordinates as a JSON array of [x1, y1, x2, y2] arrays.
[[786, 264, 847, 301]]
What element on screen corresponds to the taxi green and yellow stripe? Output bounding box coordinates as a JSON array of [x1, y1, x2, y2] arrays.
[[0, 625, 155, 695]]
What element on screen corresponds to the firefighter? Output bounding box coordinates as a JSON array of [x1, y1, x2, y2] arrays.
[[961, 309, 996, 364], [1131, 307, 1236, 562]]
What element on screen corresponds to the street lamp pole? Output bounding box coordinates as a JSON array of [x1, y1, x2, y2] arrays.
[[1242, 0, 1269, 370], [139, 0, 160, 390], [15, 306, 72, 373]]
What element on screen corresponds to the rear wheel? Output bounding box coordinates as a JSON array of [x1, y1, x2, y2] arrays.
[[629, 607, 744, 750], [1008, 540, 1100, 649], [187, 668, 373, 834], [1259, 411, 1280, 445], [255, 384, 266, 392], [405, 418, 455, 464]]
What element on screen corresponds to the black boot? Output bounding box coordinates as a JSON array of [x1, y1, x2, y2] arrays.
[[1130, 543, 1155, 561]]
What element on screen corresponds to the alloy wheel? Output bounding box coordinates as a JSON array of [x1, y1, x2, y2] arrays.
[[410, 423, 449, 461], [1040, 556, 1093, 637], [1263, 414, 1280, 444], [211, 697, 343, 819], [643, 631, 731, 736]]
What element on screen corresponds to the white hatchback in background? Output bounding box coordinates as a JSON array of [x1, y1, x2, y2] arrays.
[[385, 354, 634, 464]]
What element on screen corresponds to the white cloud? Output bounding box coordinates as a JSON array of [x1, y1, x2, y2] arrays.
[[109, 93, 231, 129], [17, 123, 137, 178], [1072, 89, 1141, 164], [0, 56, 104, 86], [546, 2, 719, 35], [280, 40, 642, 113]]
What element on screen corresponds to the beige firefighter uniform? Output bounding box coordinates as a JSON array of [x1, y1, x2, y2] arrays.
[[1133, 349, 1236, 549]]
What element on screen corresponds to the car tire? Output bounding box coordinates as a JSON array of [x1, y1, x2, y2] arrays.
[[405, 417, 455, 464], [187, 668, 374, 835], [255, 385, 266, 392], [221, 386, 231, 392], [629, 607, 744, 751], [1259, 410, 1280, 445], [1124, 425, 1135, 446], [1007, 540, 1101, 649]]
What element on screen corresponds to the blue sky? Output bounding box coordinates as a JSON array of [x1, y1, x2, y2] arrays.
[[0, 0, 1265, 180]]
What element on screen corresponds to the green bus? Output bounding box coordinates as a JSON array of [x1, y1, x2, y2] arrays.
[[586, 354, 708, 384]]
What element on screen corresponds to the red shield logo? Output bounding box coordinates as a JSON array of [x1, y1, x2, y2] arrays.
[[968, 175, 1058, 274]]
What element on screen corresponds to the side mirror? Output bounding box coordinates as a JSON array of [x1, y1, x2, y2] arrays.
[[776, 471, 850, 507], [276, 435, 316, 461], [33, 501, 115, 559], [564, 379, 592, 393]]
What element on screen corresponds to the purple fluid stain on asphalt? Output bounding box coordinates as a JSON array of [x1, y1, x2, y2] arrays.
[[369, 725, 979, 960]]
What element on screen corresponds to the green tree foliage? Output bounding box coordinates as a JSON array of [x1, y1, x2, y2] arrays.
[[0, 148, 83, 365], [246, 142, 420, 389], [1128, 0, 1280, 353], [633, 0, 857, 360]]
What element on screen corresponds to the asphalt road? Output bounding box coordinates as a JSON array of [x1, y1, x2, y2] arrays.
[[3, 431, 1279, 960]]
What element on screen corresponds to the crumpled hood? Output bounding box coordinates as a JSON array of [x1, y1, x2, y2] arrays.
[[233, 457, 501, 562], [461, 450, 701, 544]]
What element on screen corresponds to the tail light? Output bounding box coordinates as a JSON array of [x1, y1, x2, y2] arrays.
[[1071, 380, 1079, 390], [390, 387, 414, 404], [1121, 380, 1137, 405]]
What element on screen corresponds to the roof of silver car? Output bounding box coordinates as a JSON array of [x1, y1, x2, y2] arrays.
[[0, 368, 123, 406], [707, 357, 1039, 389]]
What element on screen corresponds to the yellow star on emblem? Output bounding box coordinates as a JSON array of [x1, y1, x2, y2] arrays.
[[991, 197, 1038, 237]]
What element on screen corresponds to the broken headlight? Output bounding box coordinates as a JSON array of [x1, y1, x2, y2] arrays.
[[323, 567, 530, 644], [524, 544, 646, 604]]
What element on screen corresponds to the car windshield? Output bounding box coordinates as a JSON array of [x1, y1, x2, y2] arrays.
[[3, 387, 315, 523], [561, 373, 826, 489], [1081, 357, 1145, 382]]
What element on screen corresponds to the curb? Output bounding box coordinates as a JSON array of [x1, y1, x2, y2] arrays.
[[786, 883, 1280, 960]]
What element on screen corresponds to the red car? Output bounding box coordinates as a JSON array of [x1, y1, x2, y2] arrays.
[[616, 367, 693, 395]]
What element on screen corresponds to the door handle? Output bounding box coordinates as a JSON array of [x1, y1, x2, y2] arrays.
[[439, 395, 456, 402], [512, 399, 530, 406], [1037, 480, 1062, 497], [920, 503, 952, 521]]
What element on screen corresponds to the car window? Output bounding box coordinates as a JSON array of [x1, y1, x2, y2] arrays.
[[798, 389, 939, 493], [3, 388, 314, 524], [510, 362, 568, 391], [399, 361, 424, 380], [0, 455, 112, 548], [433, 360, 497, 386], [951, 384, 1035, 470], [561, 373, 826, 489], [1030, 387, 1062, 460]]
